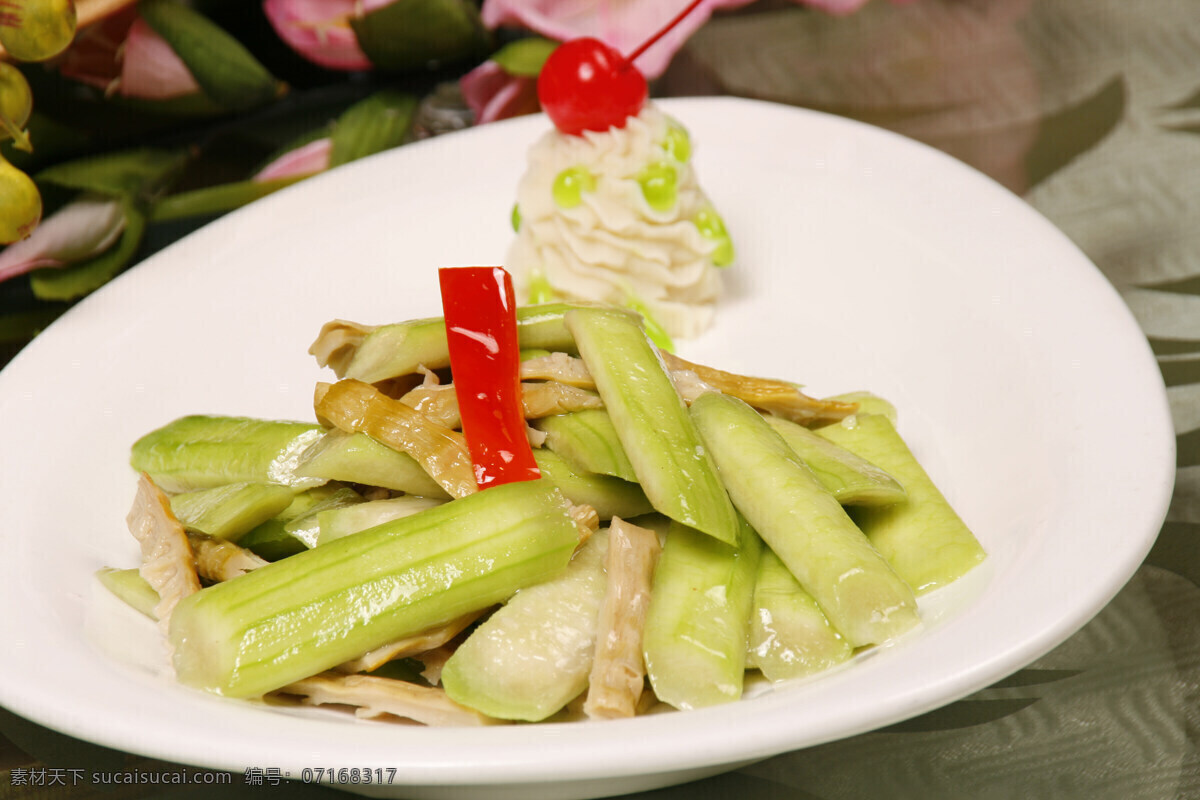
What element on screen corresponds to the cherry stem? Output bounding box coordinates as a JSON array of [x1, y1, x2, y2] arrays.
[[624, 0, 707, 65]]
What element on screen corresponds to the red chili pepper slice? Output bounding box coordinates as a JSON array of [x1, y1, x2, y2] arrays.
[[439, 266, 541, 490]]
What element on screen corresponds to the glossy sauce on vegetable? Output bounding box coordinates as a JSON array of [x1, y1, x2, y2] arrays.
[[439, 267, 541, 489]]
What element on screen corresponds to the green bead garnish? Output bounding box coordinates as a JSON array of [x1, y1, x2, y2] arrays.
[[624, 295, 674, 353], [511, 203, 521, 231], [552, 167, 596, 209], [527, 273, 557, 304], [709, 238, 734, 267], [694, 206, 734, 267], [638, 162, 678, 213], [662, 123, 691, 163]]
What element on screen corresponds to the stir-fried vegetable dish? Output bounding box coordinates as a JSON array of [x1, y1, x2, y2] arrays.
[[100, 266, 986, 724]]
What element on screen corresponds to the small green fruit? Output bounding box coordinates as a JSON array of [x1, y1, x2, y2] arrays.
[[0, 61, 33, 151], [0, 155, 41, 243], [0, 0, 78, 63]]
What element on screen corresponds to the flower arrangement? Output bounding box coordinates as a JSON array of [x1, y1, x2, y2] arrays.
[[0, 0, 900, 351]]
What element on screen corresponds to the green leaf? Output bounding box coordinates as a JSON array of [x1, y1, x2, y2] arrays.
[[35, 148, 188, 202], [1024, 76, 1125, 189], [30, 203, 147, 301], [139, 0, 284, 111], [329, 91, 418, 168], [2, 111, 91, 171], [881, 698, 1039, 733], [111, 91, 230, 119], [491, 38, 558, 77], [351, 0, 490, 73], [0, 306, 69, 343], [150, 176, 308, 222]]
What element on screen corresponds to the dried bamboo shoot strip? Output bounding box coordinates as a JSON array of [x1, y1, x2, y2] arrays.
[[126, 473, 201, 633], [316, 379, 477, 499], [186, 532, 268, 582], [660, 351, 857, 426], [278, 672, 503, 727], [584, 518, 662, 719], [336, 610, 484, 674]]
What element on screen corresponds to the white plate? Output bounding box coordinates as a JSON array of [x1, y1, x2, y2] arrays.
[[0, 98, 1174, 799]]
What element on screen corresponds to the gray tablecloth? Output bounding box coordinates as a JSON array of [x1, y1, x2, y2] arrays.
[[2, 1, 1196, 798]]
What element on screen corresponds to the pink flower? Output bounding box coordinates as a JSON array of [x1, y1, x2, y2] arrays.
[[480, 0, 753, 79], [253, 138, 333, 182], [480, 0, 913, 79], [0, 196, 126, 285], [56, 9, 200, 99], [121, 18, 202, 99], [263, 0, 392, 71], [800, 0, 913, 13], [460, 60, 540, 124]]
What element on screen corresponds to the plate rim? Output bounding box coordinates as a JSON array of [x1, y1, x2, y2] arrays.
[[0, 96, 1175, 791]]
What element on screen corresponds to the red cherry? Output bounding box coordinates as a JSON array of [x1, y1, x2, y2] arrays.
[[537, 37, 648, 137]]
